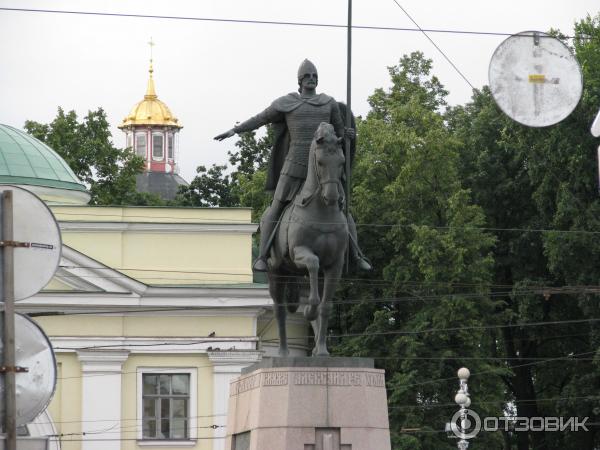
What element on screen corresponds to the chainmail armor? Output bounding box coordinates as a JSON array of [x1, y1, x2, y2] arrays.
[[281, 102, 336, 178], [233, 97, 344, 181]]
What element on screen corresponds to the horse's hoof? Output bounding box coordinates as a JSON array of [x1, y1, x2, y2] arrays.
[[252, 257, 268, 272], [304, 305, 318, 321], [357, 257, 372, 271], [287, 303, 300, 314]]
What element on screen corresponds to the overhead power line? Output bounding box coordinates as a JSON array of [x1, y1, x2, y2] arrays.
[[50, 348, 596, 386], [0, 7, 579, 39], [392, 350, 597, 390], [26, 289, 599, 316], [264, 317, 600, 343], [388, 394, 600, 410], [44, 317, 600, 353], [58, 263, 522, 287], [52, 209, 600, 235], [50, 437, 224, 442], [390, 0, 475, 89], [33, 393, 600, 427]]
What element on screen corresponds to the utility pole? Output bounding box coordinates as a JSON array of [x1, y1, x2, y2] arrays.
[[344, 0, 352, 272], [1, 190, 17, 450]]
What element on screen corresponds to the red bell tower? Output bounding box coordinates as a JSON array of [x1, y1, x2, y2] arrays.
[[119, 40, 187, 199]]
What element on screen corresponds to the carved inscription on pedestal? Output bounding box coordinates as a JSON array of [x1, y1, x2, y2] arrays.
[[230, 373, 261, 396], [365, 372, 385, 387], [231, 370, 385, 396], [262, 371, 288, 386], [294, 371, 385, 387]]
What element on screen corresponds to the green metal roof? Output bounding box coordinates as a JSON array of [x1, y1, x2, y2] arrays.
[[0, 124, 87, 192]]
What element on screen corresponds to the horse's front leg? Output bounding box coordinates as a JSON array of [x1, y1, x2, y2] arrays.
[[313, 262, 344, 356], [268, 273, 289, 357], [292, 246, 320, 321]]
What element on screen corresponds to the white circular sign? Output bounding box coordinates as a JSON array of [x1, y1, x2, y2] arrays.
[[0, 313, 57, 426], [0, 186, 61, 300], [489, 31, 583, 127]]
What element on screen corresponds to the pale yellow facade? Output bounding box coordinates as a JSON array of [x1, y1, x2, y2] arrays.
[[36, 315, 255, 339], [52, 206, 254, 285], [17, 204, 307, 450], [1, 76, 304, 450]]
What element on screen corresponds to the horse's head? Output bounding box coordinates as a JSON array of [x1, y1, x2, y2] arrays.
[[311, 122, 345, 207]]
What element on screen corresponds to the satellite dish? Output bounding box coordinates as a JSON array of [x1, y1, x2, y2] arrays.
[[0, 313, 57, 426], [489, 31, 583, 127], [0, 185, 61, 300]]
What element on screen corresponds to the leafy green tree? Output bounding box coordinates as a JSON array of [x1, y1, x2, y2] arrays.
[[175, 164, 238, 207], [332, 52, 505, 449], [228, 128, 273, 221], [175, 128, 272, 220], [24, 107, 163, 205], [447, 16, 600, 449], [228, 128, 272, 177]]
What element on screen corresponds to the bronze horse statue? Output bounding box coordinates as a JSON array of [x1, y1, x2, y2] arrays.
[[267, 122, 348, 357]]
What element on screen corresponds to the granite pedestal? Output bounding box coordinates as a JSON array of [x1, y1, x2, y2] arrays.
[[225, 357, 391, 450]]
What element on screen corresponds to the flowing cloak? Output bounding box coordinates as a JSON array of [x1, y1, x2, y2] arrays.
[[234, 92, 356, 192]]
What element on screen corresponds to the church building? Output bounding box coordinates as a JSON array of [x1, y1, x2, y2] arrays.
[[118, 57, 188, 200]]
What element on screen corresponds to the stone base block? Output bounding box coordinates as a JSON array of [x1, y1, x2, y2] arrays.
[[225, 358, 391, 450]]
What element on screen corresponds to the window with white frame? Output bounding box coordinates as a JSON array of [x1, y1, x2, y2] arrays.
[[126, 133, 133, 151], [137, 368, 197, 443], [152, 134, 164, 160], [167, 134, 174, 160], [136, 134, 147, 158]]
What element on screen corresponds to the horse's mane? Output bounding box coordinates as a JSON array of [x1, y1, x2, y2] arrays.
[[311, 122, 338, 147]]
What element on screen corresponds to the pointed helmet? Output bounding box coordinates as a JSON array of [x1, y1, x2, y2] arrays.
[[297, 59, 318, 83]]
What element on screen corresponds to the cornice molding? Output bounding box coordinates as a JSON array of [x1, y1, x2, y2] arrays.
[[77, 349, 130, 372], [207, 350, 263, 364], [55, 336, 259, 354], [59, 221, 258, 234], [18, 299, 272, 315]]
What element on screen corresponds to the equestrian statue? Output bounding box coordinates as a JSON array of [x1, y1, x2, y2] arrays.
[[215, 59, 371, 356]]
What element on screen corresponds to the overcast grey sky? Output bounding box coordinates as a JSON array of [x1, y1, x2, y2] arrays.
[[0, 0, 598, 182]]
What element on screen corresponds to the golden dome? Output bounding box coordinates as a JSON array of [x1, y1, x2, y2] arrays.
[[119, 61, 182, 129]]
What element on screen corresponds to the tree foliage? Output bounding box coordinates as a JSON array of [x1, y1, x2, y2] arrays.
[[24, 107, 163, 205], [174, 128, 272, 220], [444, 16, 600, 449], [175, 164, 238, 207], [330, 51, 504, 449], [173, 31, 600, 448], [327, 16, 600, 450], [23, 16, 600, 448]]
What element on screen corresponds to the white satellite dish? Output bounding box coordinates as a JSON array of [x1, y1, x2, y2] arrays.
[[489, 31, 583, 127], [0, 185, 61, 300], [0, 313, 57, 426]]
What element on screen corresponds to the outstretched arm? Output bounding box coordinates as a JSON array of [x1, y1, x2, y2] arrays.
[[214, 129, 235, 141], [214, 104, 283, 141]]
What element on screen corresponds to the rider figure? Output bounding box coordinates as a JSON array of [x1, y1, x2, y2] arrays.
[[215, 59, 371, 272]]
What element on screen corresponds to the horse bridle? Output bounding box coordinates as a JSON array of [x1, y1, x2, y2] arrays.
[[309, 142, 344, 206]]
